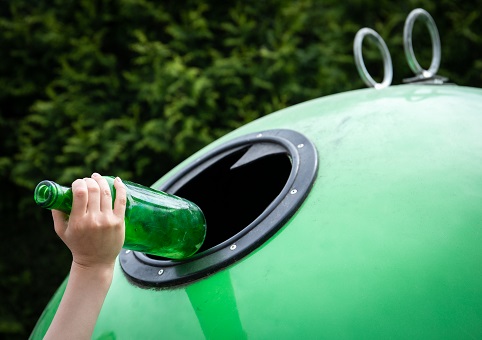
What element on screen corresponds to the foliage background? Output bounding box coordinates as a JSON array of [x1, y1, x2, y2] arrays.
[[0, 0, 480, 337]]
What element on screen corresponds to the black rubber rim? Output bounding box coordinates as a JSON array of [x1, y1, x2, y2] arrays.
[[119, 129, 318, 287]]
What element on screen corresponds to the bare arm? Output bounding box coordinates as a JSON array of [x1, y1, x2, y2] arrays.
[[44, 173, 126, 340]]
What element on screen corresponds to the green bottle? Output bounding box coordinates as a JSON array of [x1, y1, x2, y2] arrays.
[[34, 177, 206, 260]]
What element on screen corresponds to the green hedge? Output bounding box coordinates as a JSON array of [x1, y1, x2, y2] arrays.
[[1, 0, 481, 337]]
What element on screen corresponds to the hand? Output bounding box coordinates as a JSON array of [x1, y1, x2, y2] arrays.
[[52, 173, 127, 271], [45, 174, 127, 340]]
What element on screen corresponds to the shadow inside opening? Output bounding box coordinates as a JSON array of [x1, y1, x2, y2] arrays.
[[146, 146, 292, 260]]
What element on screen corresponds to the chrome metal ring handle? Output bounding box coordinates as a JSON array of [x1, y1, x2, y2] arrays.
[[353, 28, 393, 89], [403, 8, 441, 78]]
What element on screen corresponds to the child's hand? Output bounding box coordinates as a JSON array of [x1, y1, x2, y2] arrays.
[[51, 173, 127, 271], [45, 173, 127, 340]]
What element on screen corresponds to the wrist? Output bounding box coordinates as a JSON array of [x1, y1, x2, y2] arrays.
[[70, 260, 115, 288]]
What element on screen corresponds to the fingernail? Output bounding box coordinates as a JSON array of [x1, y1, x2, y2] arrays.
[[115, 177, 122, 182], [92, 172, 100, 177]]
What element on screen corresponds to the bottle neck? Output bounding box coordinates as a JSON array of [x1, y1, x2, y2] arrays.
[[34, 180, 73, 214]]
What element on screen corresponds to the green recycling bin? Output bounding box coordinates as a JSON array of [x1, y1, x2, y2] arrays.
[[31, 84, 482, 339]]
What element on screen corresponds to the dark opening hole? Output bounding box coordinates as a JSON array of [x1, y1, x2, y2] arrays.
[[147, 145, 292, 260]]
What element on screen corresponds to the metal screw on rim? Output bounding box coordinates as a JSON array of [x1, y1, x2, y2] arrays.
[[403, 8, 441, 78], [353, 28, 393, 89]]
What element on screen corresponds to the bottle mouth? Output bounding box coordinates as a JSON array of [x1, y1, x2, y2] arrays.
[[34, 181, 57, 208]]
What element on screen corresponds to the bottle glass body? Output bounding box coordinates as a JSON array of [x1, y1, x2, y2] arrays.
[[34, 177, 206, 259]]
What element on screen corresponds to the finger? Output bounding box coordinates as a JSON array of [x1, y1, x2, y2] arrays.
[[92, 173, 112, 212], [52, 209, 68, 237], [84, 177, 101, 212], [113, 177, 127, 218], [71, 179, 88, 218]]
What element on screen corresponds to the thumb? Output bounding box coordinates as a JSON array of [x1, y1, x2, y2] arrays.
[[52, 210, 68, 238]]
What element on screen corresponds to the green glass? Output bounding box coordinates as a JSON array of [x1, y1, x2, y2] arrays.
[[34, 177, 206, 259]]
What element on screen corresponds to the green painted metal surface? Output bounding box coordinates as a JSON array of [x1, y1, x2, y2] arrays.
[[31, 85, 482, 339]]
